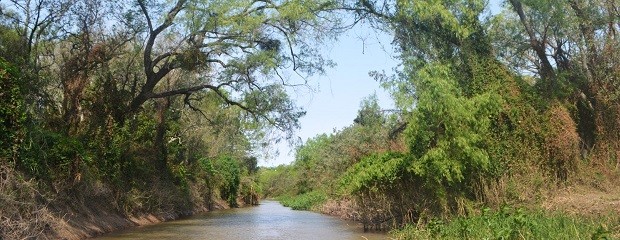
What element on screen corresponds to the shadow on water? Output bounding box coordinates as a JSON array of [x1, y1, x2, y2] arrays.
[[95, 200, 389, 240]]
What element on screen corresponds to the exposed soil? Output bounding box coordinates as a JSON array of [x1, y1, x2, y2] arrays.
[[52, 205, 192, 239], [53, 209, 166, 240], [1, 165, 255, 240], [48, 196, 231, 239], [542, 186, 620, 216]]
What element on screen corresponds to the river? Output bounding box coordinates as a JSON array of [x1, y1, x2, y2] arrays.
[[95, 200, 389, 240]]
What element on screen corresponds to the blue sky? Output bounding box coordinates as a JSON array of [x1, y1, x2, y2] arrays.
[[259, 1, 503, 167], [260, 23, 398, 167]]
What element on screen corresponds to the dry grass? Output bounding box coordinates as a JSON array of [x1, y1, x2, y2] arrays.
[[0, 164, 57, 240], [542, 185, 620, 216]]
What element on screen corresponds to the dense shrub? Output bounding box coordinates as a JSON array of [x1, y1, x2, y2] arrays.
[[278, 190, 327, 210], [213, 156, 241, 207], [0, 57, 24, 161]]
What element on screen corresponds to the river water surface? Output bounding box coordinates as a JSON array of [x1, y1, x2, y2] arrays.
[[96, 200, 388, 240]]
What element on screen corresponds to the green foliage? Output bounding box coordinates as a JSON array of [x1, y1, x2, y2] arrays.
[[171, 164, 190, 192], [213, 156, 241, 207], [0, 57, 24, 160], [293, 133, 334, 194], [2, 0, 620, 237], [278, 190, 327, 211], [339, 62, 504, 221], [85, 115, 157, 189], [19, 128, 90, 186], [258, 165, 297, 198], [393, 0, 487, 64], [405, 63, 502, 188], [0, 26, 27, 66], [398, 0, 484, 41], [261, 0, 620, 237], [258, 92, 403, 202], [354, 94, 385, 127], [391, 208, 619, 240], [0, 0, 338, 236], [341, 152, 409, 194], [199, 157, 216, 177]]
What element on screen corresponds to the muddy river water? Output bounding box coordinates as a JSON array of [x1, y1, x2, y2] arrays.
[[96, 200, 388, 240]]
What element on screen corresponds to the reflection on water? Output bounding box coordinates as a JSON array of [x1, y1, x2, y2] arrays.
[[95, 200, 388, 240]]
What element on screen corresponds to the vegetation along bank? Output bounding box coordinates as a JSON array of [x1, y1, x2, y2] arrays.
[[259, 0, 620, 239], [2, 0, 620, 239]]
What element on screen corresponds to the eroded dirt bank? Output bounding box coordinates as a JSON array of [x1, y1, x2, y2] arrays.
[[47, 197, 230, 239]]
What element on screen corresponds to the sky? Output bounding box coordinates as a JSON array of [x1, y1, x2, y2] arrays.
[[260, 23, 399, 167], [259, 1, 504, 167]]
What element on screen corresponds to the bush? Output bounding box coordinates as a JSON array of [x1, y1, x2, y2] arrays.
[[278, 191, 327, 210], [0, 57, 24, 161], [339, 63, 504, 227], [340, 152, 409, 194], [19, 129, 89, 188], [213, 156, 241, 207]]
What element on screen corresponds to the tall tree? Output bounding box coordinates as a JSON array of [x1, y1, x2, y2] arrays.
[[124, 0, 340, 134], [499, 0, 620, 152]]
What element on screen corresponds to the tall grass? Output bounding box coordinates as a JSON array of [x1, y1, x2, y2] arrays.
[[391, 207, 619, 239]]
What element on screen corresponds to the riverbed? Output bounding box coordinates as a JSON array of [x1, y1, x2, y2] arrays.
[[95, 200, 388, 239]]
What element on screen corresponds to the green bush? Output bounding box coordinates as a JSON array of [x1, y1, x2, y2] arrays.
[[19, 129, 89, 185], [0, 57, 24, 161], [340, 63, 504, 220], [340, 152, 409, 194], [278, 190, 326, 210], [405, 63, 501, 189], [213, 156, 241, 207]]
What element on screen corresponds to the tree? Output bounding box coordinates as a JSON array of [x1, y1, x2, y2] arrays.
[[499, 0, 620, 154], [124, 0, 339, 133], [1, 0, 73, 123], [340, 0, 524, 222], [0, 0, 72, 65], [2, 0, 344, 176], [354, 94, 384, 127]]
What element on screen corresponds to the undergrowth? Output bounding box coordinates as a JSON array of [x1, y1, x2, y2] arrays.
[[391, 207, 620, 239], [0, 164, 57, 240], [278, 191, 326, 210]]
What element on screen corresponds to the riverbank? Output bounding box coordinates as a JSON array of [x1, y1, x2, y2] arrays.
[[43, 195, 232, 239], [50, 202, 179, 239], [312, 185, 620, 238], [0, 164, 243, 240], [270, 174, 620, 238], [53, 193, 262, 240]]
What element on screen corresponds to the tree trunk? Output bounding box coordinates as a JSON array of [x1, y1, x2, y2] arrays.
[[154, 97, 171, 175]]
